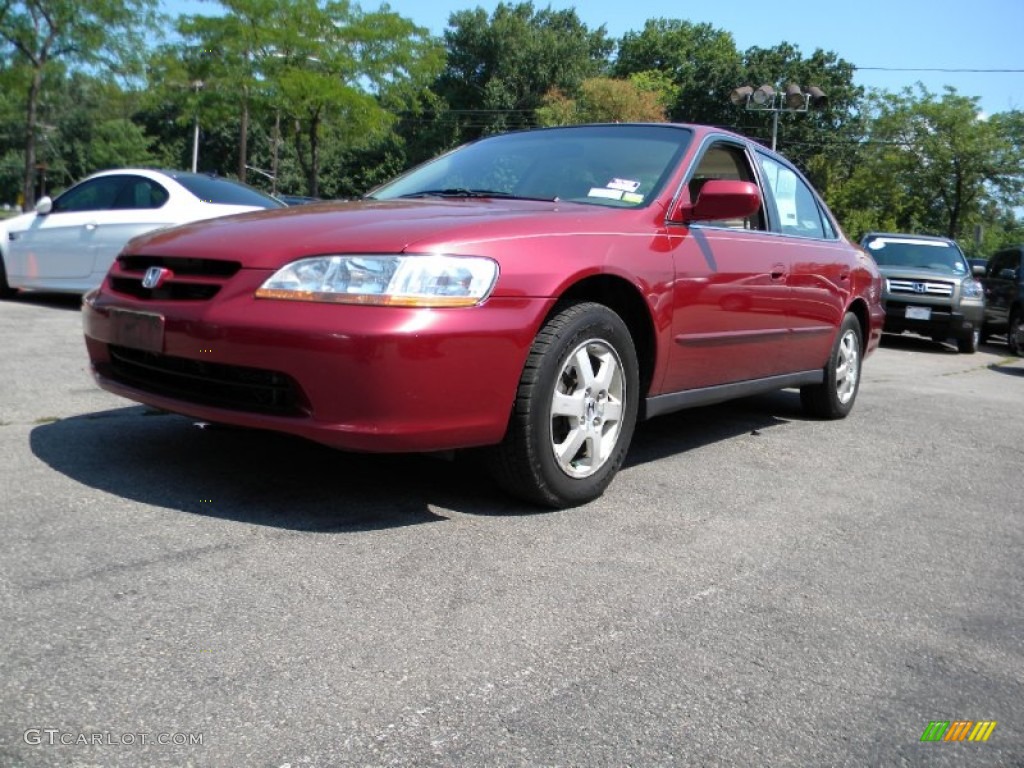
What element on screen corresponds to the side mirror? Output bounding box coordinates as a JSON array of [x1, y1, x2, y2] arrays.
[[34, 196, 53, 215], [971, 263, 986, 277], [999, 268, 1018, 281], [670, 180, 761, 224]]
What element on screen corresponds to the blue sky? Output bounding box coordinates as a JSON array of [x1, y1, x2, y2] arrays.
[[161, 0, 1024, 116]]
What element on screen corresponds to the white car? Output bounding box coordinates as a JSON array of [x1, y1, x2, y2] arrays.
[[0, 168, 283, 296]]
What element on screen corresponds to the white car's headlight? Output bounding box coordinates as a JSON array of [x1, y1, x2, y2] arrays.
[[255, 254, 499, 307]]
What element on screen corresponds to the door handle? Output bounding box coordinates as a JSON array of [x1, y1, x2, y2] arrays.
[[770, 263, 786, 281]]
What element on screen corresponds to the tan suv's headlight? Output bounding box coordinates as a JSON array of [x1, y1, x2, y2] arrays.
[[255, 254, 499, 307], [962, 278, 984, 299]]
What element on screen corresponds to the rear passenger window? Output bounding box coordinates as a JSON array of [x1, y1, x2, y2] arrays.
[[757, 155, 826, 239]]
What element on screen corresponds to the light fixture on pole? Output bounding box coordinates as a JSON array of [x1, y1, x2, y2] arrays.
[[728, 83, 827, 151]]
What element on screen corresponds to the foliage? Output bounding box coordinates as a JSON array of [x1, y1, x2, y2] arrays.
[[436, 2, 612, 139], [0, 0, 158, 206], [613, 18, 744, 126], [829, 86, 1024, 243], [536, 76, 667, 126], [0, 3, 1021, 248]]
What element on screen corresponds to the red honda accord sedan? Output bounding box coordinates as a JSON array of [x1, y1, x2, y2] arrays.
[[83, 124, 883, 507]]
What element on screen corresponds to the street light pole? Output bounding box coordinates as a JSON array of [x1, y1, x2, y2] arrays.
[[729, 84, 827, 151], [190, 80, 204, 173]]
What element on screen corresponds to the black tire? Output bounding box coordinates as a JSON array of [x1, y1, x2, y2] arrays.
[[487, 302, 639, 508], [1009, 310, 1023, 356], [957, 327, 979, 354], [801, 312, 863, 420], [0, 253, 16, 298]]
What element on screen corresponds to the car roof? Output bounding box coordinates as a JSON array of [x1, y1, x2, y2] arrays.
[[861, 232, 956, 244], [83, 168, 234, 184]]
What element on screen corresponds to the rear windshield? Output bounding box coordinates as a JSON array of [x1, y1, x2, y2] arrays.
[[863, 236, 968, 275], [169, 173, 284, 208]]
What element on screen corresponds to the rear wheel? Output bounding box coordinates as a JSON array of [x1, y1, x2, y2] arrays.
[[488, 302, 639, 508], [801, 312, 862, 419], [1009, 310, 1023, 356]]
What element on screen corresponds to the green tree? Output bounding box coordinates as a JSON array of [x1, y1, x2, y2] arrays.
[[0, 0, 158, 208], [613, 18, 743, 126], [177, 0, 279, 183], [738, 44, 864, 184], [831, 86, 1024, 241], [260, 0, 441, 197], [436, 2, 612, 139]]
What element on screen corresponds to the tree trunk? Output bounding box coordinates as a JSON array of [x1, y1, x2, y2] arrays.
[[21, 67, 42, 210], [293, 117, 310, 194], [308, 114, 320, 198]]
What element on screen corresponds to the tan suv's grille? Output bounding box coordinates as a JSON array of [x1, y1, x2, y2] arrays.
[[886, 278, 954, 297]]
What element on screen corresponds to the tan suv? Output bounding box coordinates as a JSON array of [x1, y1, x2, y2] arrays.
[[861, 233, 985, 354]]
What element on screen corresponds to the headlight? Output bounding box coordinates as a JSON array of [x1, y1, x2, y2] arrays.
[[962, 278, 984, 299], [255, 254, 499, 307]]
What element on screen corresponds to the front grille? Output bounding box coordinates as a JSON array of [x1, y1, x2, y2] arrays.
[[887, 278, 954, 297], [106, 345, 306, 416], [109, 256, 242, 301]]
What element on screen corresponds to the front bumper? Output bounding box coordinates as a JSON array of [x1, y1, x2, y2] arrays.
[[881, 298, 984, 341], [83, 274, 553, 452]]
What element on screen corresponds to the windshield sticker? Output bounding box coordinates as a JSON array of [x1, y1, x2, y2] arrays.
[[872, 237, 951, 248], [607, 178, 641, 193], [622, 192, 644, 204], [588, 187, 624, 200], [867, 240, 885, 250]]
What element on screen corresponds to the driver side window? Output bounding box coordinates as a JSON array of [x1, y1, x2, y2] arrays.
[[52, 177, 125, 213], [53, 175, 168, 213], [686, 143, 765, 230]]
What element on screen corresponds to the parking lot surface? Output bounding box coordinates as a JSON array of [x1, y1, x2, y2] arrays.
[[1, 293, 1022, 767]]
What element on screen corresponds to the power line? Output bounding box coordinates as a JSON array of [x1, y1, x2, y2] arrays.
[[855, 67, 1024, 73]]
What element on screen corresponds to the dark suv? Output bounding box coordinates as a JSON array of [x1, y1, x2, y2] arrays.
[[980, 245, 1024, 355], [861, 233, 984, 354]]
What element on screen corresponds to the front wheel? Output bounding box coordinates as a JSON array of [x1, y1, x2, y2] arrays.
[[0, 255, 16, 299], [957, 327, 980, 354], [488, 302, 639, 508], [801, 312, 863, 419]]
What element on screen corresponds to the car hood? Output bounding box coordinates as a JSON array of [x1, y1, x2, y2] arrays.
[[123, 198, 639, 268], [2, 210, 37, 233]]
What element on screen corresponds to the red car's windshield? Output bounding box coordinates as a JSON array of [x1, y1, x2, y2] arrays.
[[369, 124, 693, 208]]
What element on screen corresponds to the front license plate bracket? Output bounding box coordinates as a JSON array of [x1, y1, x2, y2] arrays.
[[109, 308, 165, 353]]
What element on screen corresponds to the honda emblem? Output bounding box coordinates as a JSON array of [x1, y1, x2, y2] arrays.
[[142, 266, 173, 289]]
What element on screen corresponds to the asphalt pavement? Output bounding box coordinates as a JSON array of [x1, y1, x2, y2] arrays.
[[1, 292, 1022, 767]]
